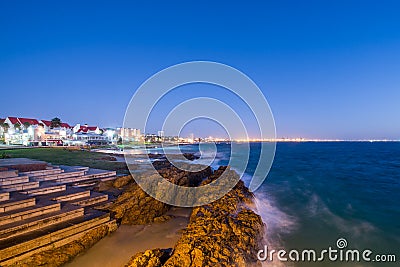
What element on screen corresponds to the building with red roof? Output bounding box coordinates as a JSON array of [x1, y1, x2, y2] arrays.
[[4, 117, 39, 134], [1, 116, 111, 146], [39, 120, 72, 132], [17, 118, 39, 125], [39, 120, 52, 128], [73, 124, 101, 134], [4, 117, 39, 128], [5, 117, 19, 125], [2, 117, 74, 145], [60, 122, 72, 128]]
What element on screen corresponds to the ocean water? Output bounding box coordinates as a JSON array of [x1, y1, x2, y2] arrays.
[[71, 142, 399, 266], [186, 142, 400, 266]]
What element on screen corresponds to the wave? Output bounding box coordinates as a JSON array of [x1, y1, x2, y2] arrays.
[[253, 191, 297, 267], [307, 193, 376, 240]]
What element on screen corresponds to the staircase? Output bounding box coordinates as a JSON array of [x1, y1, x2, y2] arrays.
[[0, 158, 118, 265]]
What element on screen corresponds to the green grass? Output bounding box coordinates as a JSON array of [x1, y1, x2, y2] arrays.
[[1, 148, 129, 173]]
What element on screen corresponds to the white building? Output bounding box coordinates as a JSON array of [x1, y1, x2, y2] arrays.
[[69, 132, 109, 146], [1, 117, 74, 146], [3, 117, 40, 145], [116, 127, 141, 142]]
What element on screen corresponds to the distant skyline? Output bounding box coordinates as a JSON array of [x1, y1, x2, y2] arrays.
[[1, 1, 400, 139]]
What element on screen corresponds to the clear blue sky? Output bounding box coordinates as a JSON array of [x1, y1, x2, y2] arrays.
[[1, 0, 399, 139]]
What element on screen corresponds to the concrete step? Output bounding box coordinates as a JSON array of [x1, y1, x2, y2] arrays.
[[57, 173, 116, 185], [0, 170, 18, 179], [0, 181, 40, 192], [71, 194, 109, 207], [51, 190, 91, 202], [53, 175, 91, 184], [70, 176, 117, 188], [70, 177, 114, 188], [21, 185, 66, 196], [31, 170, 86, 182], [0, 175, 30, 186], [99, 176, 117, 182], [0, 159, 48, 173], [0, 203, 61, 226], [55, 175, 111, 184], [20, 168, 64, 177], [71, 166, 89, 172], [0, 198, 36, 213], [0, 192, 10, 202], [82, 170, 116, 180], [0, 213, 111, 263], [0, 207, 84, 241]]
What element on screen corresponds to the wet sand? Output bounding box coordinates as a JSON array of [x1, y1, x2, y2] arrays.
[[65, 207, 191, 267]]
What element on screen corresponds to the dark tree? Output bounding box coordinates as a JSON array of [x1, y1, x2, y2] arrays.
[[51, 117, 62, 128], [23, 122, 31, 129], [1, 123, 9, 132]]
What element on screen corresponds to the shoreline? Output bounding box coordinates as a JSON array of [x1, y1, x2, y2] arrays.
[[67, 151, 267, 266], [0, 148, 267, 266]]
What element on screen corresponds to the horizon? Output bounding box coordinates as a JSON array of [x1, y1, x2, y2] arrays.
[[1, 113, 400, 141], [1, 1, 400, 140]]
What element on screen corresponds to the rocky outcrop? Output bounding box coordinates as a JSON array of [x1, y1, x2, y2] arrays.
[[109, 182, 171, 224], [125, 248, 172, 267], [126, 166, 265, 267], [108, 164, 212, 224], [100, 162, 264, 266], [147, 152, 200, 161], [7, 221, 118, 267], [154, 163, 212, 187], [112, 174, 134, 188], [182, 153, 200, 161]]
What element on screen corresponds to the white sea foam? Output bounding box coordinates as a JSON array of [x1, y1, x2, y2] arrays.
[[252, 191, 297, 267], [307, 193, 376, 238]]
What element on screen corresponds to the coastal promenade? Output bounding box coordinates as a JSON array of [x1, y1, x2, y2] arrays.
[[0, 158, 118, 266]]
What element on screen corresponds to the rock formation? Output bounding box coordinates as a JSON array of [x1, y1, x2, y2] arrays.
[[125, 166, 265, 267], [108, 163, 212, 225], [125, 248, 172, 267], [109, 182, 171, 224]]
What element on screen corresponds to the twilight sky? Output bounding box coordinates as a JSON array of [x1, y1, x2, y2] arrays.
[[1, 1, 399, 139]]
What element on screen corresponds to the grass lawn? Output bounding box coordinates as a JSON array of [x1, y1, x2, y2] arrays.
[[0, 147, 129, 174]]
